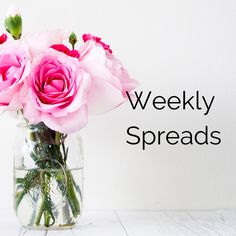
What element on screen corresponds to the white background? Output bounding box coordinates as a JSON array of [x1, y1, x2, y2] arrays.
[[0, 0, 235, 211]]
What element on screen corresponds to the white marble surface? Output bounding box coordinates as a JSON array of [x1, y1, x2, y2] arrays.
[[1, 209, 236, 235]]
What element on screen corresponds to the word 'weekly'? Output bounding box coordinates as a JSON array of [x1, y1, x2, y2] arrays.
[[127, 91, 215, 115]]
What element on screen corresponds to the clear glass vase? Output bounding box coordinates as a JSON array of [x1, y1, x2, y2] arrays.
[[13, 122, 83, 230]]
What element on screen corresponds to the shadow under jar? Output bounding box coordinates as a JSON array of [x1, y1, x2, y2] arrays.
[[14, 122, 83, 230]]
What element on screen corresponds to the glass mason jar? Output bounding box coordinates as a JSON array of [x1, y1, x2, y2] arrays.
[[14, 122, 83, 229]]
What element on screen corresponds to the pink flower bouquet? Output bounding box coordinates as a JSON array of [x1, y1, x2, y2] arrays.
[[2, 6, 138, 229]]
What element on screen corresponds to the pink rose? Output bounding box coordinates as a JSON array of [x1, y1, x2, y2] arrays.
[[0, 40, 30, 110], [23, 47, 90, 134], [79, 34, 138, 114]]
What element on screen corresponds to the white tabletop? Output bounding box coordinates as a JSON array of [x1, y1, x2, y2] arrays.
[[1, 209, 236, 235]]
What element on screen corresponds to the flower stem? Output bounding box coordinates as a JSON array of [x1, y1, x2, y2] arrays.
[[66, 171, 80, 217], [44, 173, 52, 227], [15, 190, 26, 210], [35, 194, 45, 226], [35, 171, 54, 227]]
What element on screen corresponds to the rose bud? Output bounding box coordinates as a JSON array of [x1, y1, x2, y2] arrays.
[[69, 32, 77, 49], [4, 5, 22, 40]]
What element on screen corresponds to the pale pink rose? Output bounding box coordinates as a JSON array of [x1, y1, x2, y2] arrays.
[[24, 30, 69, 58], [0, 40, 31, 110], [79, 34, 138, 114], [23, 48, 91, 134]]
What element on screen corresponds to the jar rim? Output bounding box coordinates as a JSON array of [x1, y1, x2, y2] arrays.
[[16, 122, 28, 128]]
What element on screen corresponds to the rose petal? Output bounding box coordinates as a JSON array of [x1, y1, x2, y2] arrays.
[[41, 105, 88, 134]]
